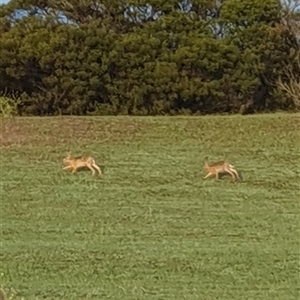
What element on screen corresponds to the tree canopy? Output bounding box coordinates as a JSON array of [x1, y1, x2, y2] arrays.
[[0, 0, 299, 115]]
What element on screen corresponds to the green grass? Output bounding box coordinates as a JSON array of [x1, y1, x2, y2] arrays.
[[1, 113, 299, 300]]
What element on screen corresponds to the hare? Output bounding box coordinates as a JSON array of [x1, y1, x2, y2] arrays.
[[203, 158, 241, 182], [62, 151, 102, 176]]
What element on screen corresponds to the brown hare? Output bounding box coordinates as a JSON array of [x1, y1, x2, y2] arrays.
[[203, 158, 241, 182], [62, 151, 102, 176]]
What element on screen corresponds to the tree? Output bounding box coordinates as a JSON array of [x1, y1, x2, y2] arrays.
[[219, 0, 298, 112], [0, 0, 299, 115], [276, 0, 300, 110]]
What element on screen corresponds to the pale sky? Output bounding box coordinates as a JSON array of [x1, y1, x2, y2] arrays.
[[0, 0, 10, 4]]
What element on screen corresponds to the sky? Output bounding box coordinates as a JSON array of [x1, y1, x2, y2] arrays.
[[1, 0, 10, 4]]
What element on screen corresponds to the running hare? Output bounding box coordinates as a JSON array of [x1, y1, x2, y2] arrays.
[[62, 151, 102, 176], [203, 159, 241, 182]]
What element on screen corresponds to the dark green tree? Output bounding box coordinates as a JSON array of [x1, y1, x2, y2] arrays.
[[0, 0, 298, 115]]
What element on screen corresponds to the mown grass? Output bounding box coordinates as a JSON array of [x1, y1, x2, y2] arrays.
[[1, 113, 299, 300]]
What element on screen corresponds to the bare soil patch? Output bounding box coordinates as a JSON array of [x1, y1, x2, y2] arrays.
[[0, 117, 145, 148]]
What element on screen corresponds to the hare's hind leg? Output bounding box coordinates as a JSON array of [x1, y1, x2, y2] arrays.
[[228, 165, 240, 181], [92, 163, 102, 176], [86, 164, 96, 176], [231, 169, 240, 181], [225, 169, 237, 182]]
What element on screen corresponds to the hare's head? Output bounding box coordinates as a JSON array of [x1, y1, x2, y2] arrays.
[[63, 151, 72, 165], [203, 156, 209, 169], [203, 163, 209, 171]]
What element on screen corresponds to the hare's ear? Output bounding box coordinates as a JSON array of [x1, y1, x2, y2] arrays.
[[66, 151, 71, 157]]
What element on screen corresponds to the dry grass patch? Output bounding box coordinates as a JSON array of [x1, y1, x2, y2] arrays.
[[0, 117, 145, 148]]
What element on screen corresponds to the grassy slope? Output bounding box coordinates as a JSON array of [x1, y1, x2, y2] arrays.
[[1, 113, 299, 300]]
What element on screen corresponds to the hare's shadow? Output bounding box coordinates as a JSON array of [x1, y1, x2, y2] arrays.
[[214, 171, 243, 181], [100, 165, 105, 175], [65, 165, 105, 175]]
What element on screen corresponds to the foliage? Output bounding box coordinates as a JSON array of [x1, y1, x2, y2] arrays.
[[0, 287, 18, 300], [1, 114, 300, 299], [277, 54, 300, 110], [276, 2, 300, 110], [0, 0, 299, 115], [0, 96, 20, 118]]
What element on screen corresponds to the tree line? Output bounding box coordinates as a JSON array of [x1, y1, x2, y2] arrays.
[[0, 0, 299, 116]]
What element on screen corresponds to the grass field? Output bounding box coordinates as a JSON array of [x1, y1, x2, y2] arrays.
[[1, 113, 299, 300]]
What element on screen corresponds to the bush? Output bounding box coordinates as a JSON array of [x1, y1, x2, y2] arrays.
[[0, 96, 19, 118]]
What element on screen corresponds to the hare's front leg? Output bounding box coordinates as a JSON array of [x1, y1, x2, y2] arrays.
[[63, 165, 72, 171], [203, 172, 213, 179]]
